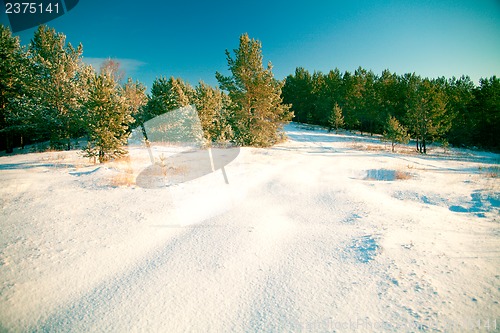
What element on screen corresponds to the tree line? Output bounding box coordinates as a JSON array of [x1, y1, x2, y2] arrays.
[[282, 67, 499, 152], [1, 25, 291, 162], [1, 24, 498, 162]]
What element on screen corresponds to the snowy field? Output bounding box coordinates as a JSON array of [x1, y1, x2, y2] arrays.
[[1, 123, 499, 332]]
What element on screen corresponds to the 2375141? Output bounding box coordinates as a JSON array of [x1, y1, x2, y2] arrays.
[[5, 2, 59, 14]]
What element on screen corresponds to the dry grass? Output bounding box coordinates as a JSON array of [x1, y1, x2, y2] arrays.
[[350, 142, 364, 150], [167, 164, 189, 176], [108, 155, 136, 187], [365, 144, 386, 152], [485, 172, 498, 178], [481, 166, 499, 178], [395, 170, 412, 180], [110, 171, 135, 187]]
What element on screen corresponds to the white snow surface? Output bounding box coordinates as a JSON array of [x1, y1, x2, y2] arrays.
[[1, 123, 499, 332]]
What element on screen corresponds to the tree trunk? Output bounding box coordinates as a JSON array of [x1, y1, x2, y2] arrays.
[[99, 149, 105, 163], [141, 123, 150, 143], [5, 132, 13, 154]]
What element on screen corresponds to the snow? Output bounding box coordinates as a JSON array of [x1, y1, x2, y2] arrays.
[[1, 123, 499, 332]]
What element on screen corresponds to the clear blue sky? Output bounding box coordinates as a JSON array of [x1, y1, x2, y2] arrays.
[[2, 0, 499, 90]]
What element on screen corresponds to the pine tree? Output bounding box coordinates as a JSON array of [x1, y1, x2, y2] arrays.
[[445, 76, 475, 147], [377, 69, 401, 123], [194, 81, 234, 143], [82, 73, 133, 163], [473, 76, 500, 149], [216, 33, 292, 147], [383, 116, 410, 152], [281, 67, 314, 123], [328, 103, 344, 133], [405, 77, 450, 153], [123, 78, 147, 122], [340, 70, 361, 130], [28, 25, 88, 150], [146, 76, 193, 117], [311, 71, 327, 125], [0, 25, 31, 152]]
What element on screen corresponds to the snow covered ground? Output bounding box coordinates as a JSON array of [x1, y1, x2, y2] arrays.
[[1, 123, 499, 332]]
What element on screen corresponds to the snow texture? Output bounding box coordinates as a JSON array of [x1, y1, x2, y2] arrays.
[[0, 123, 499, 332]]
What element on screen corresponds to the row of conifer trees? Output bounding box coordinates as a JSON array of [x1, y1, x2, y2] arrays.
[[1, 24, 498, 162], [0, 25, 291, 161], [282, 67, 499, 152]]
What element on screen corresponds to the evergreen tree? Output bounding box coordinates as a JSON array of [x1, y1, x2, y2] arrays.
[[405, 78, 451, 153], [383, 116, 410, 152], [281, 67, 314, 124], [194, 81, 233, 143], [82, 73, 133, 163], [473, 76, 500, 149], [323, 68, 344, 120], [123, 78, 147, 122], [445, 76, 475, 147], [340, 70, 361, 130], [310, 71, 328, 125], [123, 77, 148, 145], [355, 67, 379, 135], [216, 33, 292, 147], [0, 25, 31, 152], [146, 76, 193, 118], [28, 25, 88, 150], [328, 103, 344, 133]]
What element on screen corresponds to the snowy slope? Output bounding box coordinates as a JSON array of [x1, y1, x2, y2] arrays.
[[0, 123, 499, 332]]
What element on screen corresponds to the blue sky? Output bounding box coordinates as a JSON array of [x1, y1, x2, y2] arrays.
[[1, 0, 499, 90]]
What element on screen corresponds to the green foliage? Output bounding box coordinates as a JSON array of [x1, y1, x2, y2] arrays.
[[283, 66, 499, 151], [404, 77, 451, 153], [0, 24, 30, 152], [193, 81, 233, 143], [216, 33, 293, 147], [473, 76, 500, 150], [328, 103, 344, 133], [123, 78, 148, 123], [146, 76, 194, 119], [383, 116, 410, 152], [446, 76, 475, 147], [82, 73, 134, 163], [281, 67, 314, 124], [1, 23, 499, 155], [28, 25, 89, 150]]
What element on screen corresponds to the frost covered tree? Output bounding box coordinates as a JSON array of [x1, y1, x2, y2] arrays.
[[0, 25, 32, 152], [216, 33, 292, 147], [28, 25, 89, 150], [383, 116, 410, 152], [194, 81, 233, 143], [82, 73, 133, 163], [146, 76, 193, 118], [328, 103, 344, 133], [123, 78, 147, 122]]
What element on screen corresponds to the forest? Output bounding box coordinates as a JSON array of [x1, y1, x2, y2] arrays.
[[1, 24, 499, 161], [282, 67, 499, 152]]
